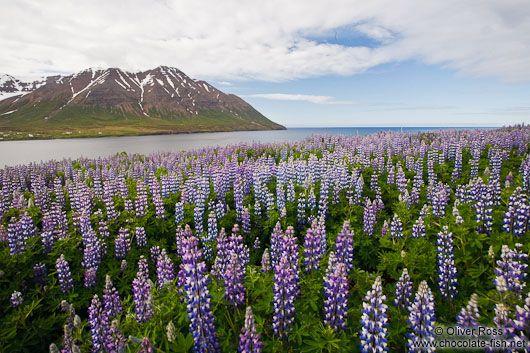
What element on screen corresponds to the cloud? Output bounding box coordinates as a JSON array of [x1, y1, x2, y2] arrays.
[[247, 93, 354, 104], [1, 1, 530, 82]]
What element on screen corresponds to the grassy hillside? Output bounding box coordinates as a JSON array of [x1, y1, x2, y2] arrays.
[[0, 105, 285, 140]]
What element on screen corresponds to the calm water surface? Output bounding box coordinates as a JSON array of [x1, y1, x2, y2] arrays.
[[0, 127, 492, 167]]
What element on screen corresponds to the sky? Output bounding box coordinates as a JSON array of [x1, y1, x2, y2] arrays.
[[1, 0, 530, 127]]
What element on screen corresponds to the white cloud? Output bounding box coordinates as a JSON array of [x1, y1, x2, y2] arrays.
[[247, 93, 353, 104], [1, 0, 530, 82]]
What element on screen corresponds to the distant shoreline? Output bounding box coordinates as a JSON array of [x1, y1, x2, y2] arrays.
[[0, 125, 501, 142]]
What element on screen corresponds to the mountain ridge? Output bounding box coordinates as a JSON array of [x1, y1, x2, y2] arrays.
[[0, 66, 284, 139]]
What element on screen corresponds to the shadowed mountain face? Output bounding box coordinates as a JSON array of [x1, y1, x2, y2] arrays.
[[0, 66, 284, 138]]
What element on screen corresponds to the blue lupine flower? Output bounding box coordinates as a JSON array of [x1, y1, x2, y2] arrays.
[[56, 254, 74, 293], [411, 217, 425, 239], [88, 294, 109, 353], [390, 214, 403, 239], [272, 254, 296, 340], [394, 268, 413, 310], [103, 275, 122, 319], [10, 291, 23, 307], [360, 276, 388, 352], [178, 235, 220, 352], [494, 243, 528, 296], [156, 248, 175, 289], [457, 293, 480, 329], [239, 306, 263, 353], [132, 256, 154, 323], [323, 261, 349, 331], [407, 281, 436, 353], [303, 225, 322, 272], [334, 221, 354, 274], [437, 226, 458, 300]]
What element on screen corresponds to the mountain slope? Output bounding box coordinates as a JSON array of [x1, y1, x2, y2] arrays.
[[0, 74, 45, 100], [0, 67, 284, 139]]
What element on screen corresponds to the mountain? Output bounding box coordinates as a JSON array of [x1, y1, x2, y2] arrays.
[[0, 74, 45, 100], [0, 66, 284, 139]]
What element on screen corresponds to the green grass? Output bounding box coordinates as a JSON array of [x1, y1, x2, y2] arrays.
[[0, 105, 285, 140]]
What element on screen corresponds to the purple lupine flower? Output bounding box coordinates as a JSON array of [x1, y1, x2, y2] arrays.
[[98, 220, 110, 239], [33, 263, 47, 286], [135, 227, 147, 248], [502, 187, 522, 234], [103, 275, 122, 319], [396, 166, 407, 194], [303, 225, 322, 272], [174, 201, 184, 225], [222, 225, 249, 306], [407, 280, 436, 353], [475, 187, 493, 235], [437, 226, 458, 300], [261, 249, 271, 273], [297, 195, 306, 225], [228, 224, 250, 267], [239, 306, 263, 353], [138, 337, 154, 353], [88, 294, 108, 353], [156, 248, 175, 289], [360, 276, 389, 352], [212, 227, 228, 279], [8, 217, 25, 255], [381, 220, 389, 237], [178, 235, 220, 352], [334, 220, 354, 274], [104, 320, 126, 353], [390, 213, 403, 239], [411, 217, 425, 238], [60, 300, 80, 353], [41, 212, 57, 253], [56, 254, 74, 293], [419, 204, 430, 217], [132, 256, 154, 323], [513, 193, 529, 237], [120, 259, 127, 274], [10, 291, 23, 307], [216, 200, 226, 220], [494, 243, 528, 295], [115, 227, 131, 259], [224, 253, 246, 307], [363, 199, 377, 236], [317, 215, 327, 255], [242, 207, 251, 235], [253, 237, 261, 250], [457, 293, 480, 329], [272, 254, 296, 340], [124, 198, 133, 212], [202, 211, 218, 260], [270, 222, 284, 267], [432, 185, 448, 217], [323, 261, 349, 331], [394, 268, 413, 310], [150, 245, 162, 265], [193, 202, 205, 235], [153, 193, 165, 220], [514, 292, 530, 350], [282, 226, 300, 297], [135, 180, 148, 217], [490, 304, 515, 351], [84, 267, 97, 288], [0, 225, 6, 242]]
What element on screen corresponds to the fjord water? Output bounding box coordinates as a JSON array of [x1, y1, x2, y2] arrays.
[[0, 127, 490, 167]]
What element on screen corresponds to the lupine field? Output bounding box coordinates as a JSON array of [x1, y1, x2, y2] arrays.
[[2, 126, 530, 353]]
